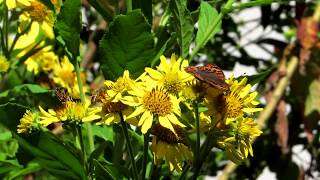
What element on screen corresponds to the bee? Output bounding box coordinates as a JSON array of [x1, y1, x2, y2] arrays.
[[55, 87, 81, 103]]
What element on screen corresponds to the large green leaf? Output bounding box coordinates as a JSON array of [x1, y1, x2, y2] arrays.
[[55, 0, 81, 61], [305, 79, 320, 116], [99, 10, 155, 80], [14, 132, 86, 180], [196, 1, 220, 49], [169, 0, 194, 58]]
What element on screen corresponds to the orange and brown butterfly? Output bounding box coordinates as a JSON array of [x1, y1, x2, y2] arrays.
[[184, 64, 230, 92], [55, 87, 81, 103]]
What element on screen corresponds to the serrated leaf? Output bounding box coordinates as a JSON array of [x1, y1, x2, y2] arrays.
[[55, 0, 81, 61], [170, 0, 194, 58], [196, 1, 220, 49], [99, 10, 155, 80]]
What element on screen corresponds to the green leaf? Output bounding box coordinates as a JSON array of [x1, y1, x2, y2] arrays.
[[55, 0, 81, 61], [5, 161, 42, 180], [151, 33, 177, 67], [92, 159, 125, 179], [14, 132, 86, 180], [99, 9, 155, 80], [91, 125, 114, 144], [196, 1, 220, 49], [169, 0, 194, 58], [0, 84, 49, 98], [246, 68, 274, 85]]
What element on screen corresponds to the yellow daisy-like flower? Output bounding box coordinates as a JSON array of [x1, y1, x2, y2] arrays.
[[151, 135, 192, 172], [104, 70, 137, 102], [206, 76, 263, 125], [0, 56, 10, 73], [144, 54, 194, 94], [17, 110, 39, 133], [122, 84, 185, 134], [24, 46, 58, 74], [39, 99, 101, 127], [5, 0, 33, 9], [93, 89, 138, 126], [19, 1, 55, 39], [218, 117, 262, 163]]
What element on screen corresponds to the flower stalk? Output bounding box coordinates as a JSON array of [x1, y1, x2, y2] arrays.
[[119, 111, 139, 180]]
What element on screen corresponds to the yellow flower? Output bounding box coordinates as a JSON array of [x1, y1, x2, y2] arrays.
[[19, 1, 55, 39], [104, 70, 137, 102], [144, 54, 194, 94], [0, 56, 10, 73], [24, 46, 58, 74], [93, 89, 138, 126], [6, 0, 33, 9], [17, 110, 39, 133], [218, 117, 262, 163], [151, 124, 192, 172], [206, 76, 263, 124], [39, 99, 101, 126], [122, 84, 185, 134]]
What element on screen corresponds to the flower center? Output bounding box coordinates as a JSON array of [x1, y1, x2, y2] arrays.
[[143, 88, 172, 116], [223, 94, 243, 118], [102, 101, 127, 113], [27, 1, 49, 23], [152, 123, 186, 145]]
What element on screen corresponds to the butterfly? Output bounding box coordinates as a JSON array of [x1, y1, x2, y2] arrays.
[[185, 64, 230, 92], [55, 87, 81, 103]]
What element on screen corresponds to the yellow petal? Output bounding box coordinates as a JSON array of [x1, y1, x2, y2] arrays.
[[159, 116, 176, 134], [145, 68, 163, 80], [126, 105, 144, 119]]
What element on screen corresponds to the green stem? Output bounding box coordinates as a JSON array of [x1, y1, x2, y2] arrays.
[[179, 164, 191, 180], [119, 111, 139, 180], [126, 0, 132, 13], [192, 102, 201, 179], [142, 133, 149, 180], [230, 0, 285, 12], [189, 0, 234, 61], [77, 125, 87, 171], [75, 58, 95, 153]]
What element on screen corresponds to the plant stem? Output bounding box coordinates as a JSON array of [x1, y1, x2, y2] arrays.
[[189, 0, 234, 61], [126, 0, 132, 13], [142, 132, 149, 180], [75, 58, 95, 153], [119, 111, 139, 180], [192, 102, 201, 179], [77, 125, 87, 171]]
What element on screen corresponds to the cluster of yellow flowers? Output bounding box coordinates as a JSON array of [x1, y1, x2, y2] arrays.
[[18, 53, 263, 171]]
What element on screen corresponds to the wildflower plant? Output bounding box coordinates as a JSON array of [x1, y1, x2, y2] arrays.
[[2, 0, 314, 179]]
